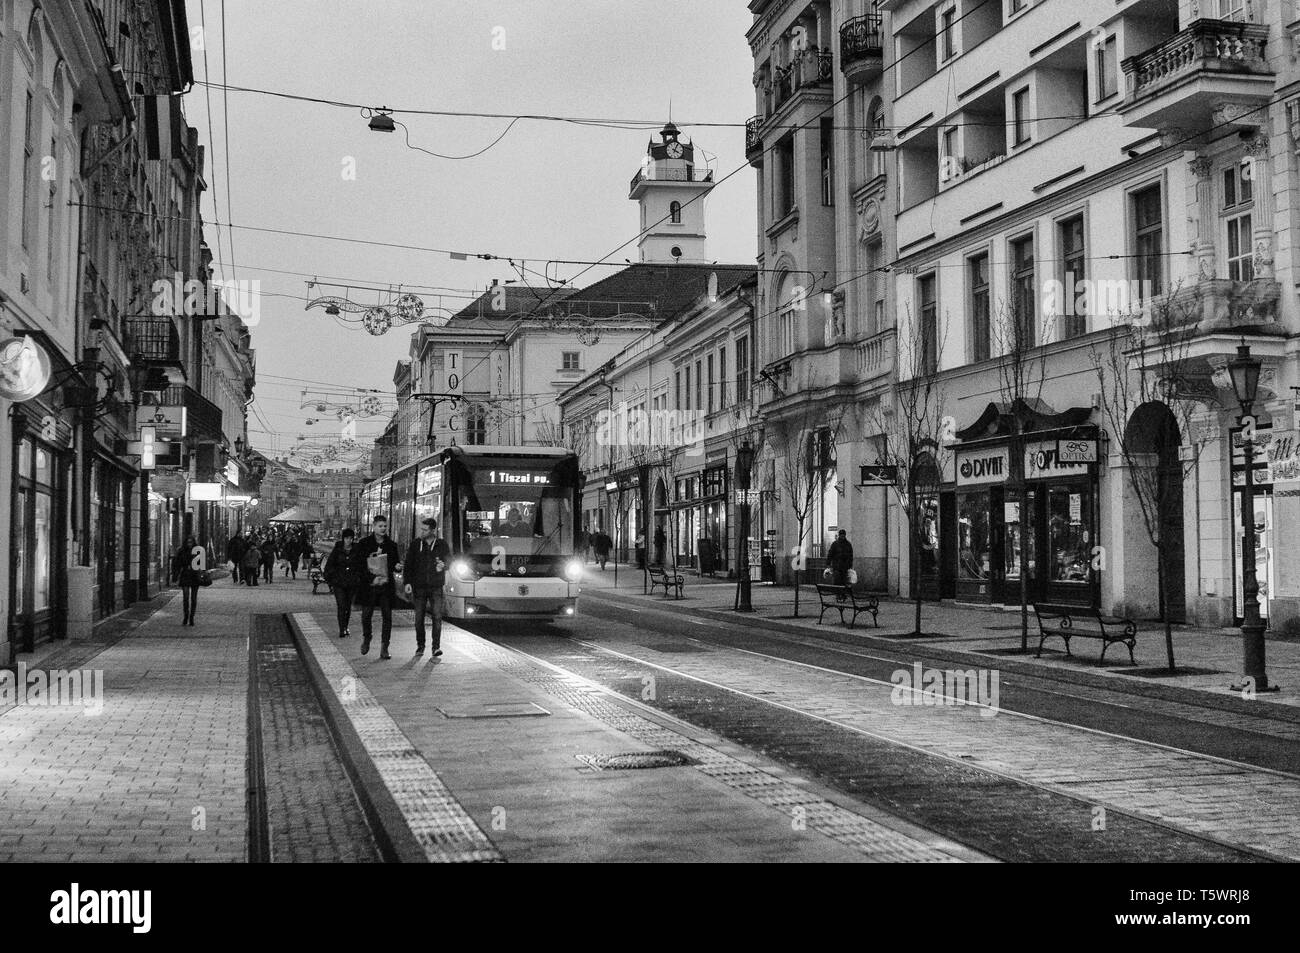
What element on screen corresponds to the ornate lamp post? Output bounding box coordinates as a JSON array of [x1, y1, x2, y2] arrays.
[[1227, 343, 1272, 692], [734, 440, 755, 612]]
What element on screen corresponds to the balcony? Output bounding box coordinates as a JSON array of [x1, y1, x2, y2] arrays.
[[772, 49, 833, 113], [159, 384, 224, 444], [1119, 19, 1273, 133], [628, 164, 714, 198], [745, 116, 763, 165], [839, 12, 883, 84], [854, 327, 894, 383]]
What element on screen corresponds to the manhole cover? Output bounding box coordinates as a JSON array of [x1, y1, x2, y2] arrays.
[[436, 702, 551, 719], [576, 750, 698, 771]]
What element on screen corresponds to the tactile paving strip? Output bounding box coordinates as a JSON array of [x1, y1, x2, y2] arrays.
[[449, 629, 965, 863], [292, 615, 501, 863]]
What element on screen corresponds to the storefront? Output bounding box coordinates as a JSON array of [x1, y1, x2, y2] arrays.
[[9, 410, 73, 650], [948, 420, 1101, 610], [91, 453, 135, 620]]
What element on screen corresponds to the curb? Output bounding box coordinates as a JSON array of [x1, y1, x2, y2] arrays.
[[585, 588, 1300, 725]]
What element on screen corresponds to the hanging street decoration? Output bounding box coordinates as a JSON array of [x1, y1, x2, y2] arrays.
[[305, 286, 453, 336]]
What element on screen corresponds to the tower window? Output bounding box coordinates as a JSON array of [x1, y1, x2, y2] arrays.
[[670, 201, 682, 224]]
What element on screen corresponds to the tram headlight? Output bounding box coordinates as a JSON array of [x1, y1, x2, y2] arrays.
[[563, 559, 584, 583], [451, 560, 477, 582]]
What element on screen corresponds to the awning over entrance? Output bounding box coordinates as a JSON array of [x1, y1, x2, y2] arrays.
[[268, 506, 323, 524]]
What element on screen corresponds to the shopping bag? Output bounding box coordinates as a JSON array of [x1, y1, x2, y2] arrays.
[[847, 568, 858, 585], [367, 552, 388, 582], [822, 568, 833, 582]]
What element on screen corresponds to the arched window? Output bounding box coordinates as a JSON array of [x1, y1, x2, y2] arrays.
[[52, 60, 66, 117], [669, 200, 682, 224], [25, 7, 41, 62]]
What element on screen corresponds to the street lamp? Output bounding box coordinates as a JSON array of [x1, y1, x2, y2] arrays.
[[1227, 343, 1273, 692], [734, 440, 755, 612]]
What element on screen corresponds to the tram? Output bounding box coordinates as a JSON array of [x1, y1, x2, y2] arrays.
[[358, 445, 583, 620]]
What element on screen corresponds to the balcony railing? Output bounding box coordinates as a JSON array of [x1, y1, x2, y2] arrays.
[[1123, 18, 1270, 103], [125, 318, 180, 363], [628, 164, 715, 195], [159, 384, 223, 443], [773, 49, 834, 110], [839, 12, 884, 72], [745, 116, 762, 157], [854, 327, 895, 378]]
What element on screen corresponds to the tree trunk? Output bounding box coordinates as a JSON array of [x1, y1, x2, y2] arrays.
[[1158, 543, 1176, 672], [794, 568, 801, 617]]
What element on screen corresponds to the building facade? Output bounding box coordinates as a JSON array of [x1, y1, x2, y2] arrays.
[[884, 0, 1300, 631]]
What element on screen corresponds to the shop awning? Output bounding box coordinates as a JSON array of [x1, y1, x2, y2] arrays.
[[268, 506, 323, 524]]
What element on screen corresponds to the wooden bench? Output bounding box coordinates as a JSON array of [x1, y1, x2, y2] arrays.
[[1032, 603, 1137, 664], [815, 584, 879, 629], [648, 566, 684, 599]]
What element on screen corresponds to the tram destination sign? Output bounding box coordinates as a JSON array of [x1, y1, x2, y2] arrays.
[[487, 469, 551, 486]]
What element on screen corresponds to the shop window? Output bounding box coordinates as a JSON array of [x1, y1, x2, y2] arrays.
[[957, 491, 991, 595], [1048, 486, 1092, 584]]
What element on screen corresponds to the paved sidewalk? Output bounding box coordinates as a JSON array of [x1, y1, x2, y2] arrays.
[[578, 563, 1300, 706], [0, 579, 319, 862], [289, 610, 987, 863]]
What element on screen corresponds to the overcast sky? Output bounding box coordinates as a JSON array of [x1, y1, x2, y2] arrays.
[[179, 0, 758, 466]]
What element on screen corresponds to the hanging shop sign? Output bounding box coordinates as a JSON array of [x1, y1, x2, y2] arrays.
[[956, 447, 1009, 486], [858, 465, 899, 486], [188, 482, 224, 501], [0, 336, 52, 402], [1267, 430, 1300, 484], [1056, 438, 1098, 464], [1024, 440, 1090, 480]]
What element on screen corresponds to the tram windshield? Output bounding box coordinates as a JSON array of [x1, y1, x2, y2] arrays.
[[454, 458, 576, 559]]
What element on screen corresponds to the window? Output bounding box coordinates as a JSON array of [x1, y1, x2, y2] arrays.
[[1218, 0, 1247, 21], [1010, 235, 1037, 347], [1058, 215, 1086, 338], [1226, 213, 1253, 281], [1012, 88, 1031, 145], [736, 336, 749, 398], [969, 253, 990, 362], [695, 360, 702, 410], [1132, 184, 1164, 297], [940, 7, 956, 60], [918, 274, 938, 375], [706, 354, 715, 413], [872, 108, 887, 177], [675, 370, 682, 410], [941, 127, 958, 182], [718, 347, 727, 407], [684, 365, 691, 411], [669, 201, 682, 224], [1223, 160, 1253, 210], [775, 135, 796, 216], [22, 92, 35, 250], [1095, 35, 1117, 101], [820, 117, 834, 207], [47, 137, 58, 284], [561, 351, 580, 371], [466, 404, 488, 445], [779, 308, 797, 357]]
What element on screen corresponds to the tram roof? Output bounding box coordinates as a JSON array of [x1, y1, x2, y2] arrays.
[[444, 445, 573, 457]]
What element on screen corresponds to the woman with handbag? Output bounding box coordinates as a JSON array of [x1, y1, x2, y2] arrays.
[[323, 529, 361, 639], [171, 534, 206, 627]]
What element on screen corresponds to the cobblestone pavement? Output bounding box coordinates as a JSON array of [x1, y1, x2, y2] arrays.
[[253, 614, 379, 862], [474, 600, 1291, 862]]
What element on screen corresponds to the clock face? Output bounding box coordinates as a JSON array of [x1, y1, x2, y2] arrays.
[[665, 140, 683, 158]]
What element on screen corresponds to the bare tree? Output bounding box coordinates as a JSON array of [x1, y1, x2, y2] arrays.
[[992, 300, 1051, 653], [775, 404, 844, 617], [1089, 285, 1210, 671], [864, 303, 951, 637]]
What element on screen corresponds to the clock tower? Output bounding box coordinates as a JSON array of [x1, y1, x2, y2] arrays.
[[629, 122, 714, 263]]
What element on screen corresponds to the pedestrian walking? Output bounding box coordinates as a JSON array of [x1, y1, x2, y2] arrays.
[[324, 529, 361, 638], [283, 536, 300, 580], [226, 531, 245, 585], [171, 535, 204, 627], [350, 515, 402, 659], [592, 530, 611, 570], [242, 536, 262, 586], [261, 536, 276, 584], [634, 531, 646, 570], [404, 516, 450, 658], [653, 525, 666, 566], [576, 526, 590, 564]]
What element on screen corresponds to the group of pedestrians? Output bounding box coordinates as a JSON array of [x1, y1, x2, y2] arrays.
[[323, 516, 449, 662], [225, 527, 315, 586]]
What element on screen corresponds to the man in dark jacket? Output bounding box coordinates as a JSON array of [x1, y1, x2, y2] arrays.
[[261, 537, 276, 584], [225, 532, 245, 584], [403, 517, 451, 657], [350, 515, 403, 659], [592, 530, 611, 570], [827, 529, 854, 592], [282, 536, 300, 580], [324, 529, 361, 639]]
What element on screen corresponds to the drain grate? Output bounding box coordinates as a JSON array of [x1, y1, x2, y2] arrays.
[[577, 750, 698, 771]]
